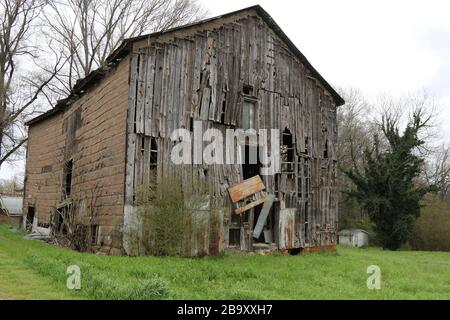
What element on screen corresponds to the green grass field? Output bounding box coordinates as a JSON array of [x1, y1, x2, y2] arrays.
[[0, 224, 449, 300]]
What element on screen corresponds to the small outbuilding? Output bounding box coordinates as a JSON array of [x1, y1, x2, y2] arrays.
[[338, 229, 368, 247], [0, 195, 23, 217]]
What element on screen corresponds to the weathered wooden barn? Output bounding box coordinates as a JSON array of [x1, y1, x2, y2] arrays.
[[23, 5, 344, 256]]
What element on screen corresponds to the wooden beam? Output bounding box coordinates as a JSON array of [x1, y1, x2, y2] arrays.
[[252, 194, 275, 238], [234, 197, 266, 215]]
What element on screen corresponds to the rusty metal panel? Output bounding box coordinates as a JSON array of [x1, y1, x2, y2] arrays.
[[278, 208, 296, 249]]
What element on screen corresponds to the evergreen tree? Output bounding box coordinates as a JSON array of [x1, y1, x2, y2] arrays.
[[345, 110, 431, 250]]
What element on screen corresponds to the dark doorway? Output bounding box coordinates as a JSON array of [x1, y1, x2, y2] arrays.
[[26, 206, 35, 231]]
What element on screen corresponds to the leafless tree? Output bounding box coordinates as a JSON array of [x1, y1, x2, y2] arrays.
[[336, 88, 374, 221], [423, 144, 450, 199], [42, 0, 206, 96], [0, 0, 64, 167], [337, 88, 377, 176], [374, 90, 439, 157]]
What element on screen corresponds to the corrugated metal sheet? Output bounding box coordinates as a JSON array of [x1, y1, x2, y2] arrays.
[[278, 208, 296, 249]]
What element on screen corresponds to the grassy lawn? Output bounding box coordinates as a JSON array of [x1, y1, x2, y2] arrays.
[[0, 224, 449, 300]]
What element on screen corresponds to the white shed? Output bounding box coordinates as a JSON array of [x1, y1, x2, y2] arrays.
[[0, 196, 23, 216], [338, 229, 369, 247]]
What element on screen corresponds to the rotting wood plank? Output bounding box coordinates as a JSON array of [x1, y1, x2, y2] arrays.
[[252, 194, 275, 238], [228, 175, 265, 203]]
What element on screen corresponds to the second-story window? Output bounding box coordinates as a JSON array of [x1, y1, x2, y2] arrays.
[[242, 100, 256, 130]]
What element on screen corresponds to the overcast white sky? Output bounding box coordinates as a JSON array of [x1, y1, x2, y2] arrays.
[[2, 0, 450, 180]]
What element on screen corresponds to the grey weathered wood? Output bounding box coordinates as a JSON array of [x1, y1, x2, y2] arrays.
[[124, 12, 339, 254], [252, 194, 275, 239]]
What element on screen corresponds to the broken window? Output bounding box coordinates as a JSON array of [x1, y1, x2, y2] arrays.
[[281, 129, 294, 179], [149, 138, 158, 185], [189, 117, 194, 132], [241, 100, 256, 130], [41, 165, 52, 173], [62, 108, 82, 134], [229, 229, 240, 247], [243, 84, 254, 96], [26, 206, 35, 231], [220, 92, 227, 124], [64, 160, 73, 197], [242, 145, 261, 180], [324, 139, 329, 159], [303, 136, 309, 154], [91, 225, 99, 245]]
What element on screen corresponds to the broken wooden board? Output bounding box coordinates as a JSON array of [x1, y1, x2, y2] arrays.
[[252, 194, 275, 239], [228, 175, 265, 203], [234, 197, 266, 215]]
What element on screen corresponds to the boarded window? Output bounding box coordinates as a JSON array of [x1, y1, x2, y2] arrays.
[[91, 225, 99, 245], [62, 108, 82, 134], [242, 100, 255, 130], [41, 165, 52, 173], [149, 138, 158, 185]]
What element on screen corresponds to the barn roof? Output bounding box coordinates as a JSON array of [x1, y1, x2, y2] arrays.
[[26, 5, 345, 126]]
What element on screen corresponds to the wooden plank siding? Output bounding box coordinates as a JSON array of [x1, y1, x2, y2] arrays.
[[124, 12, 338, 255]]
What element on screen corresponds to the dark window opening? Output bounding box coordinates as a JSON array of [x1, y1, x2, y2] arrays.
[[91, 225, 99, 245], [242, 145, 261, 180], [220, 92, 227, 124], [282, 128, 294, 178], [64, 160, 73, 197], [324, 140, 329, 159], [229, 229, 241, 247], [231, 212, 241, 224], [150, 138, 158, 170], [26, 206, 35, 231], [41, 165, 52, 173], [243, 84, 253, 96], [189, 117, 194, 132], [304, 137, 309, 154], [141, 136, 145, 156], [149, 138, 158, 185]]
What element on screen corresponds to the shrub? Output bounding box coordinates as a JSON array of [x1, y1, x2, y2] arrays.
[[134, 174, 211, 256]]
